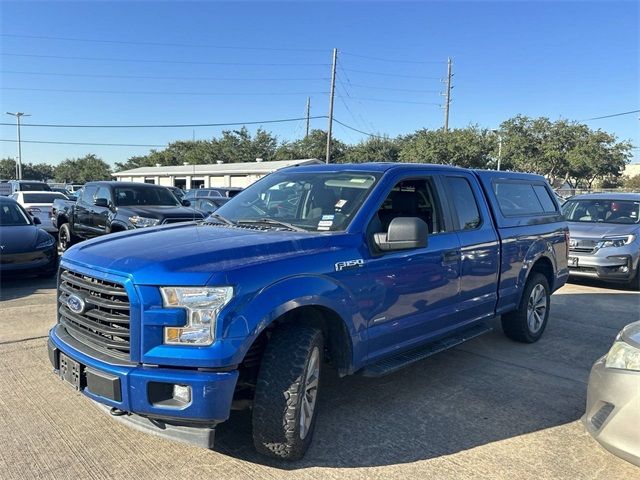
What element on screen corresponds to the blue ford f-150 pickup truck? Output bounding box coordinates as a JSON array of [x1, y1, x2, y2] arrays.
[[48, 163, 569, 460]]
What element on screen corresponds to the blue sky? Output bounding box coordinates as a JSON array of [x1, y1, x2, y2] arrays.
[[1, 1, 638, 166]]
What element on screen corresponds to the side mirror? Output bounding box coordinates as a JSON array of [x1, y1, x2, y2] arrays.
[[32, 216, 42, 225], [373, 217, 428, 251], [182, 200, 191, 207], [94, 198, 109, 208]]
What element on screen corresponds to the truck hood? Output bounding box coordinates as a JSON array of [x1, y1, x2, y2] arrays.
[[117, 205, 203, 219], [567, 222, 639, 239], [63, 223, 334, 285]]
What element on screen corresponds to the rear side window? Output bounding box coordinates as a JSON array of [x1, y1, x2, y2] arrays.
[[22, 193, 66, 203], [493, 182, 545, 216], [445, 176, 481, 230], [19, 182, 51, 191], [532, 185, 558, 213]]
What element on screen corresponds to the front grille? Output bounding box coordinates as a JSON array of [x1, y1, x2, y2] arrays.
[[58, 269, 131, 360], [570, 238, 598, 254], [162, 217, 199, 224]]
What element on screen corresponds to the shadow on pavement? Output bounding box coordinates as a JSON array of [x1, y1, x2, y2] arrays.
[[213, 290, 639, 469], [0, 275, 57, 301]]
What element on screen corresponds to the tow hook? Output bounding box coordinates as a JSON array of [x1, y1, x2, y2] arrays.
[[110, 407, 129, 417]]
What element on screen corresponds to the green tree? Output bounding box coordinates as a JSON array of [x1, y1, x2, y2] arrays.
[[54, 154, 112, 183], [623, 174, 640, 190], [341, 136, 400, 163], [275, 129, 347, 162], [0, 158, 17, 179], [0, 158, 55, 181], [399, 126, 496, 167]]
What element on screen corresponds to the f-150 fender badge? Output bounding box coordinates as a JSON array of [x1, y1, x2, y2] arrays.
[[335, 259, 364, 272]]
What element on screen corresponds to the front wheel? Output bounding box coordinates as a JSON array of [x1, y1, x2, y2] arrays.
[[502, 273, 550, 343], [57, 223, 75, 252], [252, 325, 323, 461]]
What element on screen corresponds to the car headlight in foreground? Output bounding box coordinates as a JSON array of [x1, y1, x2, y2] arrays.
[[129, 216, 160, 228], [605, 340, 640, 371], [160, 287, 233, 345], [35, 234, 56, 249]]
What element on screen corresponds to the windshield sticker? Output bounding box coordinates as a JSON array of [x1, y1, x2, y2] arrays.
[[321, 214, 335, 220], [317, 226, 331, 231], [335, 199, 347, 208], [318, 220, 333, 227]]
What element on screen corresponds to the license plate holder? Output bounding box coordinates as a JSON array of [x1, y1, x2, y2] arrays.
[[568, 256, 578, 267], [59, 353, 83, 390]]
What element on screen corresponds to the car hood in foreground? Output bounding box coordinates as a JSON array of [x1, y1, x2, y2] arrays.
[[0, 225, 43, 253], [567, 222, 639, 239], [63, 223, 338, 285]]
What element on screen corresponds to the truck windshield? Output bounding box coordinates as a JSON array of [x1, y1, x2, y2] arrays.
[[114, 187, 181, 207], [562, 199, 640, 224], [214, 171, 380, 231]]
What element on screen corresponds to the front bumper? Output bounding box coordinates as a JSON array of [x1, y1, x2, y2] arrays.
[[0, 246, 57, 274], [48, 325, 239, 448], [582, 357, 640, 467], [568, 251, 638, 282]]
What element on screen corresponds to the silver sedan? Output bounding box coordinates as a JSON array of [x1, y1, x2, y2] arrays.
[[583, 321, 640, 466]]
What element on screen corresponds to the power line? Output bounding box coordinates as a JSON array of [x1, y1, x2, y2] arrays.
[[0, 139, 167, 147], [0, 116, 329, 129], [3, 87, 328, 97], [1, 70, 329, 82], [341, 68, 441, 80], [0, 33, 327, 53], [1, 52, 329, 67], [345, 82, 440, 93], [581, 109, 640, 121], [340, 51, 445, 64], [332, 118, 388, 139], [337, 94, 439, 105]]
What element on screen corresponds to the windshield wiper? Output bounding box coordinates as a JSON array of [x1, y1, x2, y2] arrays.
[[237, 218, 307, 232], [208, 213, 236, 226]]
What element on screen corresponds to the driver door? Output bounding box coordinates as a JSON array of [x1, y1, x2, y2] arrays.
[[364, 173, 462, 362]]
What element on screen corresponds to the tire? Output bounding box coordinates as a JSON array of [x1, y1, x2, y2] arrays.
[[501, 273, 550, 343], [628, 268, 640, 291], [252, 325, 323, 461], [57, 223, 75, 252]]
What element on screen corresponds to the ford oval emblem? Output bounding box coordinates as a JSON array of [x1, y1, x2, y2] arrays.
[[67, 294, 85, 314]]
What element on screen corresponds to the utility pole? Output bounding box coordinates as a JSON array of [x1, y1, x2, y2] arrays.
[[305, 97, 311, 138], [6, 112, 30, 180], [443, 57, 453, 132], [325, 48, 338, 164]]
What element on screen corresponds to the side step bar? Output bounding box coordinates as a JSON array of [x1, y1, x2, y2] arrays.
[[360, 323, 492, 377]]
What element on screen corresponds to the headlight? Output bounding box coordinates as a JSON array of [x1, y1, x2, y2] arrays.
[[605, 340, 640, 371], [35, 236, 55, 249], [599, 235, 636, 248], [160, 287, 233, 345], [129, 216, 160, 228]]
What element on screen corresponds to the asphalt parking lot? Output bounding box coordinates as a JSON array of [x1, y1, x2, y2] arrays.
[[0, 276, 638, 479]]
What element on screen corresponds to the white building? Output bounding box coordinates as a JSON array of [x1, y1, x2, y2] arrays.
[[113, 158, 323, 189]]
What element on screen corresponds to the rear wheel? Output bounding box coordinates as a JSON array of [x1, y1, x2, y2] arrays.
[[252, 325, 323, 461], [57, 223, 74, 252], [502, 273, 550, 343]]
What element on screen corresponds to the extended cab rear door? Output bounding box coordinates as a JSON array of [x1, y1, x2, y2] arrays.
[[442, 173, 500, 322]]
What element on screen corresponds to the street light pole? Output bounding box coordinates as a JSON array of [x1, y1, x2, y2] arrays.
[[491, 129, 503, 171], [6, 112, 30, 180]]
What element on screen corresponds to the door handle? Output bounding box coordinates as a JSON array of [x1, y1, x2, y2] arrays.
[[442, 250, 461, 264]]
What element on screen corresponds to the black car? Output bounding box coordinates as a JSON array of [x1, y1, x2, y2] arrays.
[[52, 181, 205, 251], [192, 196, 230, 215], [0, 196, 57, 277]]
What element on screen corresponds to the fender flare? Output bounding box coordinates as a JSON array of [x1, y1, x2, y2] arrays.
[[222, 275, 361, 370], [516, 238, 557, 302]]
